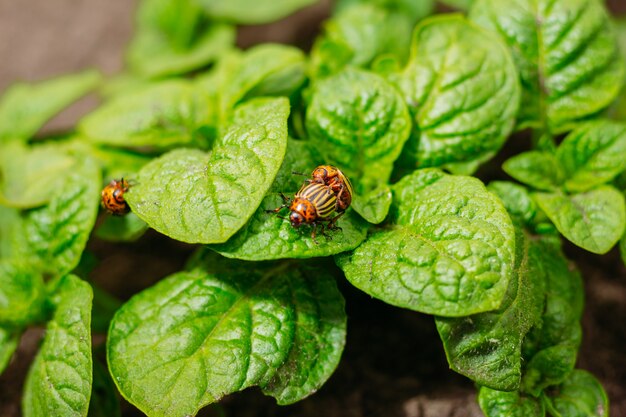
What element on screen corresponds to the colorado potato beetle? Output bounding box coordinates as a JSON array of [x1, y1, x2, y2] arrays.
[[267, 182, 343, 243], [101, 178, 131, 216], [308, 165, 353, 212]]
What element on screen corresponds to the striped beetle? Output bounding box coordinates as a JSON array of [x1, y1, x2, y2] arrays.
[[309, 165, 353, 212], [267, 182, 344, 243]]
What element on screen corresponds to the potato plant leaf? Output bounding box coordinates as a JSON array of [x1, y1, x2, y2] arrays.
[[126, 98, 289, 243], [488, 181, 537, 227], [502, 151, 564, 191], [521, 237, 583, 396], [310, 4, 415, 77], [218, 44, 306, 118], [350, 185, 392, 224], [470, 0, 624, 132], [0, 261, 45, 327], [79, 81, 211, 148], [556, 120, 626, 192], [127, 0, 234, 78], [392, 14, 520, 170], [22, 275, 93, 417], [478, 387, 545, 417], [545, 370, 608, 417], [0, 70, 101, 142], [0, 142, 75, 208], [533, 186, 626, 254], [10, 153, 102, 277], [305, 67, 411, 219], [128, 24, 234, 79], [107, 257, 346, 417], [337, 169, 515, 316], [95, 213, 149, 243], [0, 327, 19, 374], [195, 0, 317, 24], [435, 231, 544, 390]]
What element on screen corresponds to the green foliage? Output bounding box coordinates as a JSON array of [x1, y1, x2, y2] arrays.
[[126, 98, 289, 243], [391, 14, 520, 173], [337, 169, 515, 316], [0, 261, 45, 327], [504, 121, 626, 253], [22, 275, 93, 417], [470, 0, 624, 133], [435, 232, 544, 391], [195, 0, 317, 24], [79, 81, 212, 148], [107, 255, 346, 416], [544, 370, 608, 417], [127, 0, 234, 78], [1, 0, 621, 414], [0, 327, 20, 374], [0, 70, 101, 142]]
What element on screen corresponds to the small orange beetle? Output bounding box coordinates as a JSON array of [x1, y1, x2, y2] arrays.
[[101, 179, 131, 216]]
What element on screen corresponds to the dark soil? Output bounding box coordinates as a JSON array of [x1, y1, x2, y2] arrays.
[[1, 1, 626, 416]]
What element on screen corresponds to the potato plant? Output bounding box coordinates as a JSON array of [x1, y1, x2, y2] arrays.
[[1, 0, 625, 416]]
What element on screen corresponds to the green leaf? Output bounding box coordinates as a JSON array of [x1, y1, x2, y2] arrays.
[[522, 237, 583, 396], [556, 120, 626, 192], [0, 142, 75, 208], [306, 67, 411, 196], [126, 98, 289, 243], [351, 185, 392, 224], [127, 0, 234, 78], [335, 0, 434, 21], [107, 257, 346, 416], [435, 231, 544, 390], [79, 80, 211, 148], [534, 186, 626, 254], [392, 14, 520, 169], [310, 4, 415, 77], [478, 387, 545, 417], [209, 196, 367, 260], [218, 45, 306, 119], [337, 169, 515, 316], [502, 151, 563, 191], [470, 0, 624, 132], [0, 327, 20, 374], [95, 213, 148, 243], [210, 139, 368, 259], [488, 181, 537, 227], [0, 261, 45, 327], [196, 0, 317, 24], [88, 359, 120, 417], [128, 24, 235, 79], [9, 154, 102, 277], [545, 370, 608, 417], [23, 275, 93, 417], [0, 70, 101, 142]]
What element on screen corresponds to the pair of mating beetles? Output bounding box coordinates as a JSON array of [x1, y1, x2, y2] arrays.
[[101, 165, 353, 242], [267, 165, 353, 242]]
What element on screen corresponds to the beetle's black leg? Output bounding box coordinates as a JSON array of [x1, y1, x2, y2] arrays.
[[311, 223, 319, 245], [327, 211, 345, 231]]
